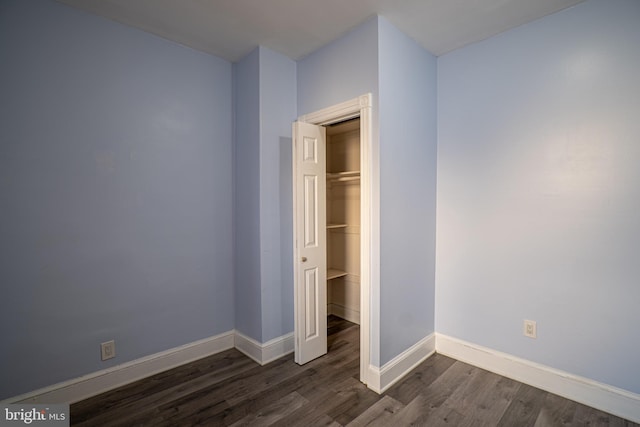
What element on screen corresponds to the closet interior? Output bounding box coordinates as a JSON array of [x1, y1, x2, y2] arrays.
[[326, 118, 361, 325]]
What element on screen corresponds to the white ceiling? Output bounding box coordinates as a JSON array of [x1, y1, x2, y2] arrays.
[[57, 0, 585, 62]]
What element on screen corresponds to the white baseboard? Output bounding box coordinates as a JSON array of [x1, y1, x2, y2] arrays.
[[367, 333, 436, 394], [328, 303, 360, 325], [436, 334, 640, 424], [4, 330, 296, 405], [3, 331, 235, 405], [234, 331, 294, 365]]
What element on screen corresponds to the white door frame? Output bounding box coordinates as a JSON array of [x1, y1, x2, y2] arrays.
[[295, 93, 376, 385]]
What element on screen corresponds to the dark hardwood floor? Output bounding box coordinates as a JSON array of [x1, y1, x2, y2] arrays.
[[71, 317, 639, 426]]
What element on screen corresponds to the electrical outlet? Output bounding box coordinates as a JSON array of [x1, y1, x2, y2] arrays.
[[523, 320, 537, 339], [101, 340, 115, 361]]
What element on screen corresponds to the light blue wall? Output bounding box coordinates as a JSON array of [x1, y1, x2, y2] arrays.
[[436, 0, 640, 394], [233, 46, 296, 343], [297, 17, 379, 117], [0, 0, 234, 400], [233, 48, 263, 341], [258, 47, 297, 342], [378, 18, 438, 366]]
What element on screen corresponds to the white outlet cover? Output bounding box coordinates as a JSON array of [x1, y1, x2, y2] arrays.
[[523, 320, 537, 339], [101, 340, 116, 361]]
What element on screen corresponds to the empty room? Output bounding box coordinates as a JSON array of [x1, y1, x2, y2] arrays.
[[1, 0, 639, 425]]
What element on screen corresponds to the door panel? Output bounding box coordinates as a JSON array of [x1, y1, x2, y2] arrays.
[[304, 267, 319, 339], [293, 121, 327, 365], [304, 175, 318, 248]]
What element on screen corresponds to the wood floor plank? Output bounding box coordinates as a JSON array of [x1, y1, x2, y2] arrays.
[[385, 353, 457, 405], [533, 392, 577, 427], [424, 406, 469, 426], [270, 405, 341, 427], [327, 315, 358, 336], [71, 316, 639, 427], [71, 348, 250, 421], [269, 389, 345, 427], [390, 393, 431, 425], [211, 367, 322, 425], [497, 383, 548, 427], [391, 361, 481, 425], [442, 367, 499, 413], [421, 365, 497, 426], [229, 392, 308, 427], [346, 395, 404, 427], [222, 356, 309, 406], [320, 330, 361, 370], [272, 378, 361, 426], [573, 402, 639, 427], [295, 358, 360, 403], [322, 377, 381, 425], [393, 393, 457, 426], [469, 374, 521, 425], [73, 349, 255, 427]]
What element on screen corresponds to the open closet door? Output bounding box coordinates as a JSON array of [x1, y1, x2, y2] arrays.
[[293, 121, 327, 365]]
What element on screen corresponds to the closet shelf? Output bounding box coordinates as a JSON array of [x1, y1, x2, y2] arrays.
[[327, 171, 360, 183], [327, 223, 348, 229], [327, 269, 348, 280]]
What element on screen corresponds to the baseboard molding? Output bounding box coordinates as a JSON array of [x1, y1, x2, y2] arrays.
[[234, 331, 294, 365], [328, 303, 360, 325], [367, 333, 436, 394], [436, 334, 640, 424], [3, 331, 235, 405]]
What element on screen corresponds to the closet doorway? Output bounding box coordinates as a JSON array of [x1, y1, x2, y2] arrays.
[[326, 118, 361, 326], [292, 94, 373, 386]]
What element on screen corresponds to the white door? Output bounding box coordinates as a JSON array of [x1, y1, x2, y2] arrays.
[[293, 121, 327, 365]]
